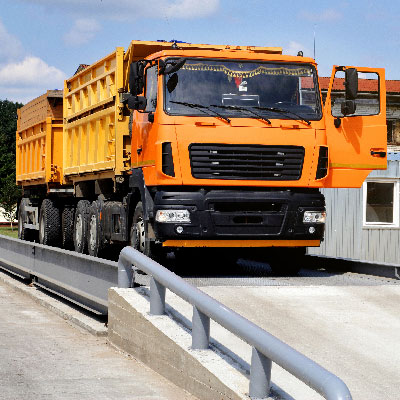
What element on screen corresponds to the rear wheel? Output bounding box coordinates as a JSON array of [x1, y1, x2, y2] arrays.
[[38, 199, 61, 246], [62, 205, 75, 250], [87, 201, 103, 257], [74, 200, 90, 254]]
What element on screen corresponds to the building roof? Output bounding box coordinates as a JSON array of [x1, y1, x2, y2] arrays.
[[319, 77, 400, 94]]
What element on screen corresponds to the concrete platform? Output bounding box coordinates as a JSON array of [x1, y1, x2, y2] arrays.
[[159, 284, 400, 399]]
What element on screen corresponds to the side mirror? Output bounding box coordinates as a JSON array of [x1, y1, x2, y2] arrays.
[[127, 95, 147, 111], [341, 100, 356, 116], [344, 68, 358, 100], [166, 73, 179, 93], [129, 62, 145, 95], [159, 58, 186, 75]]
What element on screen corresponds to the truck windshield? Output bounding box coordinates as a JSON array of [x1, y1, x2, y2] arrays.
[[164, 59, 322, 121]]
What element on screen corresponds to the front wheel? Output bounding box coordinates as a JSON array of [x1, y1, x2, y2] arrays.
[[130, 202, 166, 262]]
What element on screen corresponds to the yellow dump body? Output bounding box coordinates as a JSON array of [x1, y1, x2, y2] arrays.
[[16, 91, 63, 186], [63, 47, 130, 183]]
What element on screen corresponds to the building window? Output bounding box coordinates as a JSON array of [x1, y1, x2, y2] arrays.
[[363, 180, 399, 227], [387, 120, 395, 144]]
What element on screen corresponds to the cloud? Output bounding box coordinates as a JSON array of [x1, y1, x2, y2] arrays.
[[286, 41, 311, 58], [17, 0, 219, 20], [0, 19, 66, 103], [165, 0, 219, 18], [63, 18, 101, 46], [0, 20, 24, 62], [0, 57, 66, 88], [300, 9, 342, 22]]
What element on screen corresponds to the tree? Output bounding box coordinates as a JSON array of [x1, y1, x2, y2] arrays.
[[0, 100, 23, 185], [0, 99, 24, 228], [0, 175, 21, 230]]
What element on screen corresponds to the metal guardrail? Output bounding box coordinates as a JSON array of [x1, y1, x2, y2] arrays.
[[0, 235, 118, 314], [118, 246, 352, 400], [0, 235, 352, 399]]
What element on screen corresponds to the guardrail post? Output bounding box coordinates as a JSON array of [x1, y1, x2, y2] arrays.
[[249, 347, 272, 399], [192, 306, 210, 349], [150, 277, 165, 315], [118, 257, 134, 288]]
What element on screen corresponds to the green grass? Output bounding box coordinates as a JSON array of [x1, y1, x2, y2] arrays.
[[0, 226, 18, 239]]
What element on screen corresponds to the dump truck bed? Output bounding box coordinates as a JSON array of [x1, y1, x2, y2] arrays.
[[63, 48, 130, 183], [16, 91, 63, 187]]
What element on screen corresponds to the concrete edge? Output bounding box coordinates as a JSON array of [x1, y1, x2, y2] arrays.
[[108, 287, 254, 400], [0, 269, 107, 337], [305, 254, 400, 280]]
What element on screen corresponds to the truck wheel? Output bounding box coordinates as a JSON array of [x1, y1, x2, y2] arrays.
[[61, 205, 75, 250], [268, 248, 305, 276], [130, 202, 165, 262], [18, 198, 36, 241], [39, 199, 61, 246], [87, 201, 103, 257], [74, 200, 90, 254]]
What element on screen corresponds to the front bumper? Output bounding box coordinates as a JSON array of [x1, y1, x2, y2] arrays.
[[152, 188, 325, 244]]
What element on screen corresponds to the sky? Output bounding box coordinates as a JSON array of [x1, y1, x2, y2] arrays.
[[0, 0, 399, 104]]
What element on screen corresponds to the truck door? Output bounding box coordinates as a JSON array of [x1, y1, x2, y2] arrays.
[[131, 64, 158, 169], [324, 66, 387, 188]]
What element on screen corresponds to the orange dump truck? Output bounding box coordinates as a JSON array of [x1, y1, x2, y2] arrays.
[[16, 40, 387, 273]]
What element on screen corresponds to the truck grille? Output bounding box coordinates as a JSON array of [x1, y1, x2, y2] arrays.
[[189, 144, 305, 180]]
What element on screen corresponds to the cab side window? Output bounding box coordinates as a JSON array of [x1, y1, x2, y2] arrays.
[[331, 71, 380, 117], [145, 65, 158, 113]]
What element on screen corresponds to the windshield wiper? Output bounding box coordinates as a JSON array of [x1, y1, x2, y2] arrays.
[[254, 106, 311, 126], [210, 104, 271, 124], [169, 101, 231, 123]]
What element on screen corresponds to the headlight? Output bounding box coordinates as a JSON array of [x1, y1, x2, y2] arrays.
[[303, 211, 326, 224], [155, 209, 191, 223]]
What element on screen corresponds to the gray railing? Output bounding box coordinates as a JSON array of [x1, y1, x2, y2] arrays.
[[118, 246, 352, 400], [0, 235, 117, 314], [0, 235, 352, 399]]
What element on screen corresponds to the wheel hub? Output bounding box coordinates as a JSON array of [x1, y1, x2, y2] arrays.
[[75, 214, 83, 247], [89, 215, 97, 252], [39, 214, 45, 243], [135, 218, 146, 253]]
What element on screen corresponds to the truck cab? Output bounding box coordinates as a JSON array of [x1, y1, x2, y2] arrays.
[[124, 45, 386, 272]]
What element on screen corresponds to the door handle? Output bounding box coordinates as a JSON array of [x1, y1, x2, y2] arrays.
[[370, 150, 386, 157], [137, 146, 142, 155]]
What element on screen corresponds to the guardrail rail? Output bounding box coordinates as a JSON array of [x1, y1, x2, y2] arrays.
[[0, 235, 117, 314]]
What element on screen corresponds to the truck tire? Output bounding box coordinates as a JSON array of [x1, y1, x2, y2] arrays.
[[130, 202, 165, 262], [74, 200, 90, 254], [62, 205, 75, 250], [87, 200, 103, 257], [18, 198, 36, 242], [39, 199, 61, 246], [268, 248, 305, 276]]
